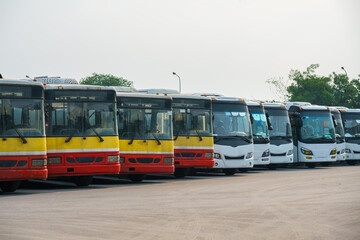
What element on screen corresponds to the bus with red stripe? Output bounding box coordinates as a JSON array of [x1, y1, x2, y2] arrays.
[[0, 79, 47, 192], [44, 85, 120, 186]]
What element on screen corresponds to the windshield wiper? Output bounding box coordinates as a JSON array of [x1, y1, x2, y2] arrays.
[[214, 135, 251, 143], [90, 128, 104, 142], [65, 129, 77, 143], [174, 131, 180, 141], [152, 133, 161, 145], [195, 130, 203, 141], [128, 134, 135, 145], [14, 127, 27, 144]]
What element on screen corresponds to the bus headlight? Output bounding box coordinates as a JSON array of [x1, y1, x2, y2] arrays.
[[204, 152, 214, 158], [330, 149, 337, 155], [287, 149, 293, 156], [246, 152, 253, 159], [120, 157, 125, 163], [48, 157, 61, 164], [107, 155, 120, 163], [32, 159, 47, 167], [214, 153, 221, 159], [301, 147, 313, 155], [262, 149, 270, 157], [163, 157, 174, 164], [345, 148, 351, 153]]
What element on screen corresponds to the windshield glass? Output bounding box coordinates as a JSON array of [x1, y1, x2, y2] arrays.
[[300, 111, 335, 142], [0, 98, 44, 137], [332, 111, 345, 140], [46, 101, 117, 136], [342, 113, 360, 138], [248, 106, 269, 143], [267, 109, 292, 139], [173, 108, 211, 137], [212, 103, 252, 138], [118, 108, 172, 140]]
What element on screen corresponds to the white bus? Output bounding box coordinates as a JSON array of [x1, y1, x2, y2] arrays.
[[209, 96, 254, 175], [329, 107, 346, 162], [263, 103, 293, 169], [246, 101, 271, 166], [338, 108, 360, 165], [287, 104, 337, 168]]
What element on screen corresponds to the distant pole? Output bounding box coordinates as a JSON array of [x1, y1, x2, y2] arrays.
[[341, 67, 348, 78], [172, 72, 181, 93]]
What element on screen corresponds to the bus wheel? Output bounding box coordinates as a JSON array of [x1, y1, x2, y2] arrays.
[[306, 163, 316, 169], [223, 169, 236, 176], [239, 168, 248, 173], [346, 160, 357, 166], [129, 174, 146, 183], [174, 168, 189, 178], [73, 176, 93, 187], [0, 181, 21, 193]]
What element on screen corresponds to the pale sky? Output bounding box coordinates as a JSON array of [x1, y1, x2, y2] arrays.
[[1, 0, 359, 100]]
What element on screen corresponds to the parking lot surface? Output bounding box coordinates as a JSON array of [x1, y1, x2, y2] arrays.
[[1, 165, 360, 240]]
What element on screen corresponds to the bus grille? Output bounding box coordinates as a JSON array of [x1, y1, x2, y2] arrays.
[[181, 152, 196, 158], [137, 158, 153, 163], [270, 152, 286, 156], [0, 160, 17, 168], [224, 155, 245, 160], [76, 157, 95, 163]]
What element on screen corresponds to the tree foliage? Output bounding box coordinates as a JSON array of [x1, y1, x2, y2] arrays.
[[80, 73, 133, 87], [267, 64, 360, 108]]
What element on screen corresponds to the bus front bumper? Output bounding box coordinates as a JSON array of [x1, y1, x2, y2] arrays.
[[48, 164, 120, 177], [120, 164, 174, 174], [0, 169, 48, 181]]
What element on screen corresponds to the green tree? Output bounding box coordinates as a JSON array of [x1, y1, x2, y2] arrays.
[[287, 64, 334, 105], [80, 73, 133, 87]]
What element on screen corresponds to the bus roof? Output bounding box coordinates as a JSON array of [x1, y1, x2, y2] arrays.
[[262, 102, 287, 109], [116, 92, 172, 100], [245, 101, 263, 106], [338, 108, 360, 113], [112, 86, 138, 92], [168, 94, 212, 101], [138, 88, 179, 94], [0, 79, 44, 87], [44, 84, 116, 92], [33, 76, 79, 85]]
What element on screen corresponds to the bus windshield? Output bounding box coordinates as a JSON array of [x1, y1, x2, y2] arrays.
[[118, 108, 172, 140], [342, 113, 360, 139], [212, 103, 252, 141], [332, 111, 345, 142], [46, 101, 117, 137], [173, 108, 212, 137], [267, 109, 292, 139], [248, 106, 269, 143], [0, 98, 44, 137], [300, 111, 335, 143]]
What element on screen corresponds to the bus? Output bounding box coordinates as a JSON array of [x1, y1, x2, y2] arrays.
[[246, 101, 271, 166], [329, 107, 346, 162], [44, 85, 120, 186], [338, 108, 360, 165], [171, 94, 214, 177], [0, 79, 47, 192], [263, 103, 293, 169], [287, 104, 337, 168], [117, 92, 174, 182], [207, 96, 254, 175]]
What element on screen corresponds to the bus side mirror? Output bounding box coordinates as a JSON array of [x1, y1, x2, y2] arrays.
[[265, 112, 273, 130], [332, 114, 338, 127]]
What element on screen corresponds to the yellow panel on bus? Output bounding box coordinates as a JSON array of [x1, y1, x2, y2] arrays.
[[119, 139, 174, 154], [0, 137, 46, 155], [174, 136, 214, 148]]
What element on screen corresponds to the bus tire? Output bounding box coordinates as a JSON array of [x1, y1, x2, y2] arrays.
[[223, 168, 236, 176], [0, 181, 21, 193], [346, 160, 357, 165], [306, 163, 316, 168], [174, 168, 189, 178], [239, 168, 248, 173], [73, 176, 93, 187], [320, 162, 330, 167], [129, 174, 146, 183]]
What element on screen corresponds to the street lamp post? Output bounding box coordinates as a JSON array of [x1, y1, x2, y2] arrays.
[[341, 67, 348, 78], [172, 72, 181, 93]]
